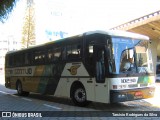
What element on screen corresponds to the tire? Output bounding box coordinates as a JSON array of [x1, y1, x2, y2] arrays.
[[71, 85, 90, 107], [17, 82, 29, 96]]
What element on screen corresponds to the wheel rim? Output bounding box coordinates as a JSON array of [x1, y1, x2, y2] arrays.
[[74, 88, 86, 102]]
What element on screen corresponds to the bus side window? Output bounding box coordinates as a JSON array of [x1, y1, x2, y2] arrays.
[[66, 44, 81, 60], [48, 50, 53, 62], [19, 53, 24, 66], [51, 47, 61, 62], [86, 42, 94, 76], [9, 55, 13, 67], [25, 53, 31, 65], [14, 54, 23, 67], [89, 45, 93, 64], [6, 55, 12, 67], [62, 47, 67, 60], [47, 47, 61, 63], [67, 45, 71, 59], [34, 50, 46, 65], [5, 56, 9, 67], [95, 46, 105, 83]]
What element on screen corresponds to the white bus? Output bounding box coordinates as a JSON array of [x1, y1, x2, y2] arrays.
[[5, 30, 155, 106]]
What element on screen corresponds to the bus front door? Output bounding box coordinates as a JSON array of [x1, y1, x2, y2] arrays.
[[94, 45, 109, 103]]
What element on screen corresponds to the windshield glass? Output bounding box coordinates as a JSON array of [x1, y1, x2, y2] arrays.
[[109, 37, 153, 74]]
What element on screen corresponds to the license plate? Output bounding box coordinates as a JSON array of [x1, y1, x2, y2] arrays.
[[134, 95, 143, 99]]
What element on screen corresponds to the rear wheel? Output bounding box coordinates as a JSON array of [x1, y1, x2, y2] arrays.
[[17, 82, 29, 96], [71, 85, 90, 107]]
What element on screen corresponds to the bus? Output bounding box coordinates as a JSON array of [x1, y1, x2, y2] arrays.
[[5, 30, 155, 106]]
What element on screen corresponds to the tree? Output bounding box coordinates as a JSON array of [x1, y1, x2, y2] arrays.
[[21, 0, 36, 48], [0, 0, 18, 22]]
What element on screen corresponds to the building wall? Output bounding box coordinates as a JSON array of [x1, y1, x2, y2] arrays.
[[0, 35, 20, 75]]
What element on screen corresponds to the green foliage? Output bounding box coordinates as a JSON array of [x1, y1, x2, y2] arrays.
[[0, 0, 18, 22]]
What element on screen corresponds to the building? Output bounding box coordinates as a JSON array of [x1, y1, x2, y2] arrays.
[[0, 32, 20, 75]]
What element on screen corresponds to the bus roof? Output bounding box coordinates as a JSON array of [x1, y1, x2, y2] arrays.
[[6, 30, 149, 55], [85, 30, 149, 40]]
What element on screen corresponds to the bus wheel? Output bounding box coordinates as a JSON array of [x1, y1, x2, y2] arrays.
[[71, 85, 89, 107], [17, 82, 23, 96], [17, 82, 29, 96]]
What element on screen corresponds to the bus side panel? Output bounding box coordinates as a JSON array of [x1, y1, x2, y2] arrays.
[[35, 65, 48, 94], [37, 63, 66, 95], [5, 63, 66, 95], [7, 77, 17, 89], [23, 77, 42, 93], [5, 66, 44, 93], [54, 78, 70, 97], [54, 62, 95, 101], [54, 77, 95, 102], [79, 78, 95, 102]]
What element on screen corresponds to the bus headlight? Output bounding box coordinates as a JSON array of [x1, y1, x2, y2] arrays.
[[118, 94, 126, 98]]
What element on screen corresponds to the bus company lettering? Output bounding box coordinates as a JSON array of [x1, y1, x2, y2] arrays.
[[6, 69, 13, 74], [121, 78, 136, 83], [14, 68, 32, 75]]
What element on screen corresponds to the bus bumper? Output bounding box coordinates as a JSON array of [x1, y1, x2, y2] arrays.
[[110, 87, 155, 103]]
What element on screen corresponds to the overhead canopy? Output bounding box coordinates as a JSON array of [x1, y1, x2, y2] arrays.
[[111, 10, 160, 56]]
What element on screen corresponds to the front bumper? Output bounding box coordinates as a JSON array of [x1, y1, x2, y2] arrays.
[[110, 87, 155, 103]]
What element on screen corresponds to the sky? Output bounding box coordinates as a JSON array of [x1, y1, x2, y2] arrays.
[[58, 0, 160, 30], [1, 0, 160, 44]]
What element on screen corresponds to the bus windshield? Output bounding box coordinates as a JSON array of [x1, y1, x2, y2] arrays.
[[109, 37, 153, 74]]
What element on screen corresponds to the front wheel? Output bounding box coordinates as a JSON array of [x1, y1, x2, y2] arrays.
[[71, 85, 90, 107]]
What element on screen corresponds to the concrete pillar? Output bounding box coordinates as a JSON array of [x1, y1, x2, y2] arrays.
[[150, 40, 158, 74]]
